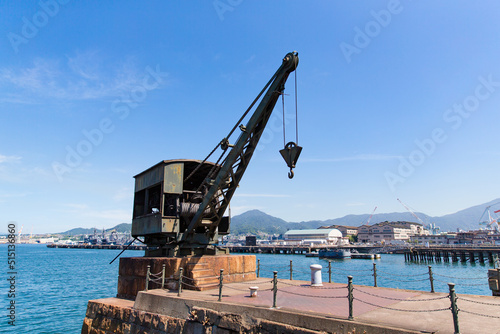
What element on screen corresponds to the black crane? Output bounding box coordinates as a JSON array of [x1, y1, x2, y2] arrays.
[[131, 52, 301, 257]]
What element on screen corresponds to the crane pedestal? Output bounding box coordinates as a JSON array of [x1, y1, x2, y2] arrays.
[[117, 255, 256, 299]]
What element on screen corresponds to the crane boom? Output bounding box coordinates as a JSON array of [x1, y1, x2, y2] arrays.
[[180, 52, 299, 246], [365, 206, 377, 225], [397, 198, 426, 225]]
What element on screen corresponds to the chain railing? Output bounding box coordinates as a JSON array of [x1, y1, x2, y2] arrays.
[[255, 260, 493, 294], [142, 262, 500, 333], [216, 270, 500, 332], [144, 264, 166, 291]]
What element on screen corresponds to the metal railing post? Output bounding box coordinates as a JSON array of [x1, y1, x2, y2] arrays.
[[348, 276, 353, 320], [448, 283, 460, 334], [145, 265, 151, 291], [178, 267, 183, 296], [218, 269, 224, 302], [161, 264, 166, 289], [273, 271, 278, 308], [373, 263, 377, 287], [290, 260, 293, 280], [328, 260, 332, 283], [428, 265, 435, 293], [257, 259, 260, 278]]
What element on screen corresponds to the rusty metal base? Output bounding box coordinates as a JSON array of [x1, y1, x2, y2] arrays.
[[117, 255, 256, 299]]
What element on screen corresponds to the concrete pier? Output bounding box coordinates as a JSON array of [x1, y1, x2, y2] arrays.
[[82, 277, 500, 334]]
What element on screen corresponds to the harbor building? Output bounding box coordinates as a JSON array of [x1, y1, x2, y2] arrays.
[[319, 224, 358, 238], [357, 221, 429, 244], [410, 233, 457, 245], [283, 228, 345, 245]]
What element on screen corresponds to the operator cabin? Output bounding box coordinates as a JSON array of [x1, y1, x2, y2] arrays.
[[284, 229, 345, 245]]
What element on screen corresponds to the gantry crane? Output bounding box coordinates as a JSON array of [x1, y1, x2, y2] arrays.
[[131, 52, 301, 256], [478, 202, 500, 232]]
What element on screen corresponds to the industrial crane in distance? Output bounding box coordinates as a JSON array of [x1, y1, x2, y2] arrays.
[[478, 202, 500, 232], [363, 206, 377, 225], [130, 52, 301, 257], [397, 198, 439, 235]]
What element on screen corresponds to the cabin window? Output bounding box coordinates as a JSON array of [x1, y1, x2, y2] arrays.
[[147, 184, 161, 214], [133, 189, 146, 218]]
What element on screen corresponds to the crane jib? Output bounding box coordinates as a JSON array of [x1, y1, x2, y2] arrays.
[[130, 52, 302, 256]]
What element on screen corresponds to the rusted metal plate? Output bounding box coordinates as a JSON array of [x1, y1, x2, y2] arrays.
[[162, 218, 180, 233], [131, 213, 163, 236], [135, 164, 163, 192], [163, 163, 183, 194]]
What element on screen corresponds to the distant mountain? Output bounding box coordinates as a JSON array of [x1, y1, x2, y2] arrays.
[[60, 223, 132, 235], [231, 210, 289, 235], [59, 198, 500, 236], [112, 223, 133, 233], [431, 198, 500, 231], [230, 198, 500, 234]]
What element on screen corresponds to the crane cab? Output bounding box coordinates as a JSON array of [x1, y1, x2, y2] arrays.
[[131, 159, 230, 256]]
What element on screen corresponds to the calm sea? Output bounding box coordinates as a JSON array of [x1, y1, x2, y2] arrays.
[[0, 244, 495, 333]]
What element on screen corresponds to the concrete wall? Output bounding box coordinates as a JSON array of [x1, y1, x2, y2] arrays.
[[82, 299, 326, 334]]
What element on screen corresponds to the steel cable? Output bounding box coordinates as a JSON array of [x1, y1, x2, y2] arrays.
[[376, 275, 429, 283], [279, 289, 347, 299], [353, 288, 449, 302], [459, 309, 500, 319], [376, 269, 428, 277], [354, 297, 450, 313], [458, 297, 500, 306], [433, 273, 486, 280]]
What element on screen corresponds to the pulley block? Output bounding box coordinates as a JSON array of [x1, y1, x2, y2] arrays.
[[279, 141, 302, 179]]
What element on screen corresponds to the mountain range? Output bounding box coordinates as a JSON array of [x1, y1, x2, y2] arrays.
[[61, 223, 132, 235], [230, 198, 500, 235], [60, 198, 500, 236]]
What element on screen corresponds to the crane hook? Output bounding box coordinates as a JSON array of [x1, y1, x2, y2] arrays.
[[280, 141, 302, 180]]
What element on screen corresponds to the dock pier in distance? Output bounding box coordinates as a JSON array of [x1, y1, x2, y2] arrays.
[[404, 246, 500, 264], [46, 243, 148, 251]]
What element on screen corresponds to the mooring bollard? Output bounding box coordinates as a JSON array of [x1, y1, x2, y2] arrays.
[[373, 263, 377, 287], [178, 267, 183, 296], [272, 271, 278, 308], [257, 259, 260, 278], [348, 276, 353, 320], [161, 264, 166, 289], [328, 260, 332, 283], [290, 260, 293, 280], [145, 265, 151, 291], [310, 264, 323, 287], [218, 269, 224, 302], [448, 283, 460, 334], [428, 266, 435, 293], [249, 286, 258, 297]]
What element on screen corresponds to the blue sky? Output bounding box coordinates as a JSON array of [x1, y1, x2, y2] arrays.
[[1, 1, 500, 233]]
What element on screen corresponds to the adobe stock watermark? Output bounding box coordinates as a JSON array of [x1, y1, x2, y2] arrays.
[[340, 0, 404, 64], [6, 222, 17, 327], [385, 74, 500, 191], [213, 0, 243, 21], [51, 65, 167, 182], [7, 0, 71, 54]]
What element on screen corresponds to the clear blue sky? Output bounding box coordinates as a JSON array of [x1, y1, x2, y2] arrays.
[[1, 1, 500, 233]]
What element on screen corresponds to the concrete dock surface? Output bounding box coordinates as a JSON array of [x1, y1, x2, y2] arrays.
[[134, 277, 500, 334]]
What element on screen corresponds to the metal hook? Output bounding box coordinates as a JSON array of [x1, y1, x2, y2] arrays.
[[288, 169, 294, 179]]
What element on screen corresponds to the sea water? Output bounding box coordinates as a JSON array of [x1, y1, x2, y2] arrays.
[[0, 244, 495, 333]]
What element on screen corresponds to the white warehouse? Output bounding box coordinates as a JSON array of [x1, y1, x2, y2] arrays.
[[284, 229, 344, 245]]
